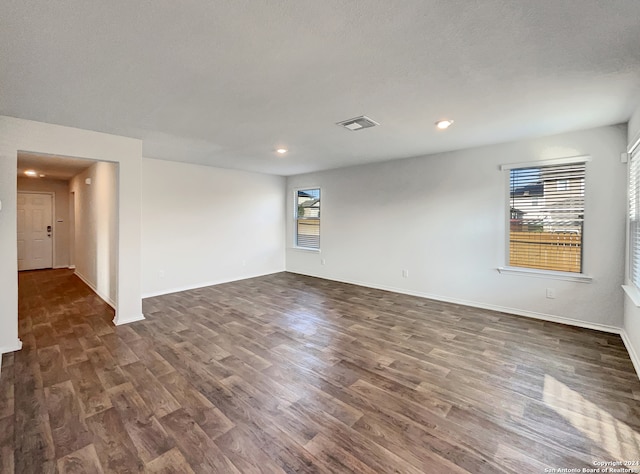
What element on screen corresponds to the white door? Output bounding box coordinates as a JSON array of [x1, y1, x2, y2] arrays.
[[17, 193, 53, 271]]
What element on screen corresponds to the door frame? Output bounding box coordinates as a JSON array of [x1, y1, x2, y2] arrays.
[[17, 191, 56, 270]]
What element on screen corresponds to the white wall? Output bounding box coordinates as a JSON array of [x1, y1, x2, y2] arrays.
[[141, 158, 285, 297], [623, 103, 640, 376], [69, 162, 118, 307], [0, 116, 143, 356], [287, 125, 627, 331], [17, 177, 70, 268]]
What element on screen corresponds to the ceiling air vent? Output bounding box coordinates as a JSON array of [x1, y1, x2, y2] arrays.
[[336, 115, 380, 131]]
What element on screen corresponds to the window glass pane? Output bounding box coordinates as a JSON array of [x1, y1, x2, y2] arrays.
[[509, 162, 585, 273], [296, 188, 320, 248]]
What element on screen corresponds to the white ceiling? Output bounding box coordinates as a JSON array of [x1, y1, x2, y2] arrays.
[[1, 1, 639, 176], [17, 151, 95, 181]]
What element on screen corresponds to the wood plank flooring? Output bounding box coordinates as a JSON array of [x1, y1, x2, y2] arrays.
[[1, 268, 640, 473]]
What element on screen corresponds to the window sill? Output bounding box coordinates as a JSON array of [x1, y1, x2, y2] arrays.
[[497, 266, 592, 283], [290, 246, 321, 253], [623, 285, 640, 307]]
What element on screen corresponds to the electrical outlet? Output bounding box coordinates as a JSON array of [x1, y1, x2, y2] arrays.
[[159, 270, 165, 278], [546, 288, 556, 299], [242, 260, 247, 267], [402, 269, 409, 278], [321, 258, 326, 265]]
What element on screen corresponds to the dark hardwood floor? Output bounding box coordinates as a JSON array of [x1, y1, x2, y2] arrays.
[[1, 268, 640, 473]]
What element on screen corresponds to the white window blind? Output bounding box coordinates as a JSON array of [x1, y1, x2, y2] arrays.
[[629, 149, 640, 288], [508, 161, 586, 273], [296, 188, 320, 249]]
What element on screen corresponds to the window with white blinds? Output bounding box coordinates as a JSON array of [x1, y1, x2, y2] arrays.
[[507, 161, 586, 273], [629, 149, 640, 288], [295, 188, 320, 249]]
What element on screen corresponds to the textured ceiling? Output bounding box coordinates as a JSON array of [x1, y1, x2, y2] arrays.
[[1, 1, 639, 176]]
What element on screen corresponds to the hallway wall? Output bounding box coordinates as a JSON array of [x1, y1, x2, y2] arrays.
[[69, 162, 118, 307]]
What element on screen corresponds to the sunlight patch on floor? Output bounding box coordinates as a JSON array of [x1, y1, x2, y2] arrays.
[[543, 375, 640, 469]]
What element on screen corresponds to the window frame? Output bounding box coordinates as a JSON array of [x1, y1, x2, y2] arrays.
[[623, 135, 640, 306], [628, 143, 640, 290], [498, 156, 592, 283], [293, 187, 321, 251]]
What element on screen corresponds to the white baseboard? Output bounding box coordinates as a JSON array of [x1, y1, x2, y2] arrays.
[[0, 339, 23, 355], [74, 270, 116, 310], [141, 269, 285, 299], [113, 313, 146, 326], [1, 339, 23, 374], [621, 330, 640, 380], [74, 271, 146, 326], [287, 271, 623, 334], [68, 265, 76, 269]]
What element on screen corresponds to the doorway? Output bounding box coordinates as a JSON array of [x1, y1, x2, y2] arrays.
[[17, 192, 54, 271], [0, 116, 144, 357], [16, 151, 119, 310]]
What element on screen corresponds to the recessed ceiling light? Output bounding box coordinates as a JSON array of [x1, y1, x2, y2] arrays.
[[276, 148, 288, 154], [24, 170, 38, 177], [39, 174, 46, 178], [435, 119, 454, 130]]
